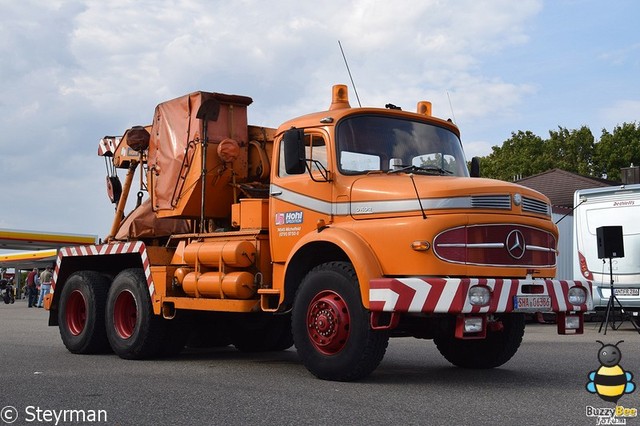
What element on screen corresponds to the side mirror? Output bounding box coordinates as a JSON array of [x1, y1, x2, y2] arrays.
[[470, 157, 480, 178], [283, 128, 306, 175]]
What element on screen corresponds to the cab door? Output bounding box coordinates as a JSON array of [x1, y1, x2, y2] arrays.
[[269, 129, 333, 263]]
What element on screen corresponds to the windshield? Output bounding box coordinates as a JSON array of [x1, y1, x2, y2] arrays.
[[336, 114, 469, 176]]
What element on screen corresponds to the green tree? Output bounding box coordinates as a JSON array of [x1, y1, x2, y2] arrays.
[[475, 122, 640, 181], [593, 122, 640, 181], [544, 126, 595, 175], [480, 131, 546, 181]]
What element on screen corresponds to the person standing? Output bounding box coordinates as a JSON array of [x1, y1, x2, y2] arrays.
[[37, 266, 53, 308], [26, 268, 38, 308]]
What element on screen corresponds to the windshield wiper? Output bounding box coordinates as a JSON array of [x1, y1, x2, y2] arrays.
[[388, 165, 453, 175]]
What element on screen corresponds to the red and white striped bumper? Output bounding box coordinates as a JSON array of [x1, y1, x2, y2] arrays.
[[369, 277, 593, 314]]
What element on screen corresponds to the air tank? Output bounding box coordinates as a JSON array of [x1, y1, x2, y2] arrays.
[[182, 271, 256, 299], [183, 240, 256, 268]]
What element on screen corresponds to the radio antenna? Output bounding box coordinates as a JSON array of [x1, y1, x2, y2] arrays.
[[338, 40, 362, 107], [446, 90, 457, 124]]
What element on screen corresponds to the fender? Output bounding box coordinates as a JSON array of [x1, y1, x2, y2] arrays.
[[284, 225, 384, 308], [48, 242, 154, 325]]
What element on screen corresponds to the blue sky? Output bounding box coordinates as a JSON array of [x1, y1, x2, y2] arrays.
[[0, 0, 638, 239]]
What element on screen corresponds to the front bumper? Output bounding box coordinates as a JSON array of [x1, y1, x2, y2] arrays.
[[369, 277, 592, 335], [369, 277, 592, 314]]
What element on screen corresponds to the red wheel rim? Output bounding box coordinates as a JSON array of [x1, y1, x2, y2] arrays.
[[113, 290, 137, 339], [66, 290, 87, 336], [306, 290, 350, 355]]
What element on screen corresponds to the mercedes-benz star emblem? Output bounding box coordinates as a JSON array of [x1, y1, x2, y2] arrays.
[[506, 229, 526, 259]]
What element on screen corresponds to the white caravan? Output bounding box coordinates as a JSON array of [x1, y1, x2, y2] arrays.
[[573, 184, 640, 315]]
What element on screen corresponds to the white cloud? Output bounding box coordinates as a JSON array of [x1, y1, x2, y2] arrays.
[[57, 0, 543, 122], [15, 0, 640, 238], [598, 100, 640, 130], [598, 42, 640, 67]]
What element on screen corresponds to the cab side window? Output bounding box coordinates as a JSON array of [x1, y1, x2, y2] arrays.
[[278, 133, 327, 177]]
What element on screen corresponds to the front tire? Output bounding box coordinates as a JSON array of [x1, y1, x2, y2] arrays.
[[57, 271, 111, 354], [434, 314, 525, 369], [292, 262, 389, 381], [105, 268, 165, 359]]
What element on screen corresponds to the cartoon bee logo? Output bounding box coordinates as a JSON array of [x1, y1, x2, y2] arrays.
[[586, 340, 635, 403]]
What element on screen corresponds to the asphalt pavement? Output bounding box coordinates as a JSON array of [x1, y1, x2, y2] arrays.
[[1, 298, 640, 426]]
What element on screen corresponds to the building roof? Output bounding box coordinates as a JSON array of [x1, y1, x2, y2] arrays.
[[515, 168, 619, 208]]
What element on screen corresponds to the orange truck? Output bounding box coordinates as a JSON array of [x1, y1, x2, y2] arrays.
[[45, 85, 592, 381]]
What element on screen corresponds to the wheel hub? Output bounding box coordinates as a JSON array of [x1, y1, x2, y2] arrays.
[[113, 290, 137, 340], [307, 290, 350, 355], [66, 290, 87, 336]]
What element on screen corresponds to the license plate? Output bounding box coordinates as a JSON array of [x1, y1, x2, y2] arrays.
[[614, 288, 640, 296], [513, 295, 551, 311]]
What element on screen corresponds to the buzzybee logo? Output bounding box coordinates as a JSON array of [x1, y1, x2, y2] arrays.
[[585, 341, 637, 425], [586, 341, 635, 403]]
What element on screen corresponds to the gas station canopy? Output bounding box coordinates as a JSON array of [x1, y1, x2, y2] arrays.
[[0, 229, 97, 269]]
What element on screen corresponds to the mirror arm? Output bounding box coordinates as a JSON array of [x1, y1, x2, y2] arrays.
[[306, 160, 331, 182]]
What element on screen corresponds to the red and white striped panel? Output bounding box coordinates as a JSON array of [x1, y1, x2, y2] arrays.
[[98, 136, 120, 157], [369, 277, 592, 314], [53, 241, 153, 298]]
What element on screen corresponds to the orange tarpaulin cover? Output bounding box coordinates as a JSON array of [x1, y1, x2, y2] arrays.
[[115, 199, 190, 240], [147, 91, 252, 219]]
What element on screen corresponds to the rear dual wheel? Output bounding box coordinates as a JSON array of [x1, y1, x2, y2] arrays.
[[58, 271, 111, 354], [105, 268, 179, 359], [59, 268, 187, 359]]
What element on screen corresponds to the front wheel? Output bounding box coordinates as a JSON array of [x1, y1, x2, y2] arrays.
[[434, 314, 525, 369], [57, 271, 111, 354], [292, 262, 389, 381], [105, 268, 165, 359]]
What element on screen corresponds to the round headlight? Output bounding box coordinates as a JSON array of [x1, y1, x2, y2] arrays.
[[568, 287, 587, 305], [468, 286, 491, 306]]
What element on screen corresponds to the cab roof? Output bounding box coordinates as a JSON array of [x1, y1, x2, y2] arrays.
[[275, 84, 460, 138]]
